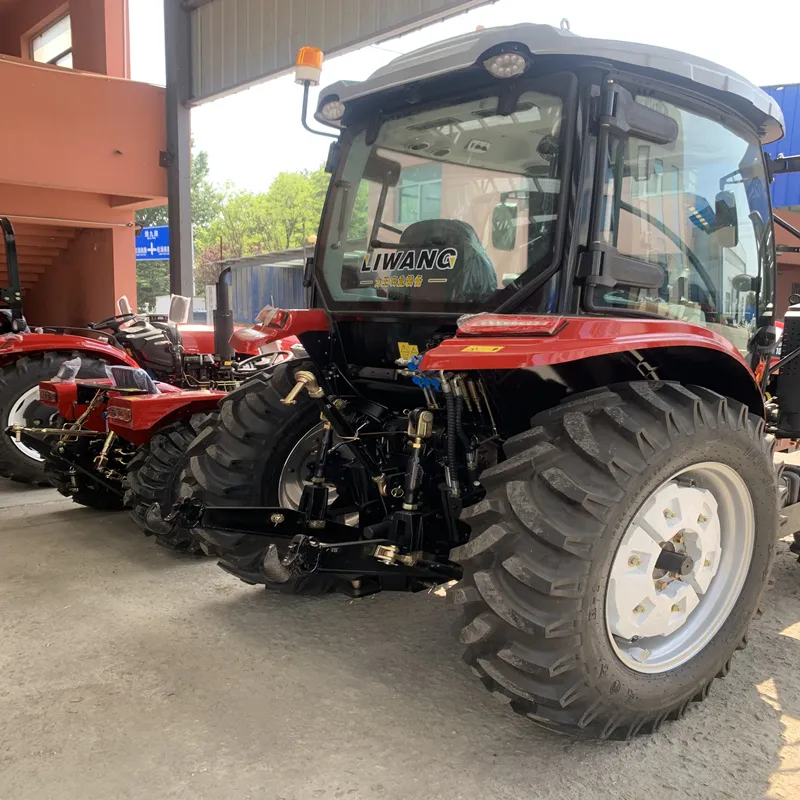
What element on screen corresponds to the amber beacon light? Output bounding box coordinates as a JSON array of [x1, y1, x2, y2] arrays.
[[295, 46, 323, 85]]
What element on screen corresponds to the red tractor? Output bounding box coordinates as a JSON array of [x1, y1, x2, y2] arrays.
[[160, 26, 800, 738], [0, 218, 267, 485]]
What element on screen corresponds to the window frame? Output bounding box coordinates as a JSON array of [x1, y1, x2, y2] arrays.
[[313, 70, 579, 317], [29, 11, 73, 68], [582, 68, 775, 324]]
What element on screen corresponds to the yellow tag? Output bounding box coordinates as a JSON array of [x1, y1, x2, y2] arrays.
[[398, 342, 419, 360], [461, 345, 504, 353]]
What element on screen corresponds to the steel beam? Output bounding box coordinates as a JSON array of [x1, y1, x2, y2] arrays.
[[164, 0, 195, 299]]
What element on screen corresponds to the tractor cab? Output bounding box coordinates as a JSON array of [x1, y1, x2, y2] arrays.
[[303, 25, 790, 378]]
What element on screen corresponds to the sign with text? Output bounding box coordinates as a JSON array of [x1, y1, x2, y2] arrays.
[[135, 226, 170, 261]]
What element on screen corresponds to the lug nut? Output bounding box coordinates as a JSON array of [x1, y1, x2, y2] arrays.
[[697, 514, 709, 524], [704, 559, 711, 568], [673, 534, 684, 544], [628, 555, 641, 567], [663, 508, 676, 520], [633, 604, 646, 615], [270, 513, 285, 524], [655, 580, 668, 591], [671, 603, 681, 613]]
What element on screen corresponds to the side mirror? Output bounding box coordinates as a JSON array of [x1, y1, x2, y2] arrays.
[[789, 293, 800, 306], [492, 202, 517, 251], [607, 86, 678, 145], [168, 294, 191, 324], [731, 273, 755, 293]]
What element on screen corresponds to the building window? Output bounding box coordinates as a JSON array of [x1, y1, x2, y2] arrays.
[[31, 15, 73, 68], [397, 164, 442, 224]]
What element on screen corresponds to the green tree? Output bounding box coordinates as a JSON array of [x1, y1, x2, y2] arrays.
[[192, 166, 331, 290], [135, 260, 169, 312]]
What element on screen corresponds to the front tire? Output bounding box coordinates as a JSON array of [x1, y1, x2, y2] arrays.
[[0, 353, 109, 485], [452, 382, 778, 739], [125, 414, 216, 551]]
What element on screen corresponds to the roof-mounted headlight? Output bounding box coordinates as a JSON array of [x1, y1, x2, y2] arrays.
[[320, 98, 346, 121], [483, 51, 528, 79]]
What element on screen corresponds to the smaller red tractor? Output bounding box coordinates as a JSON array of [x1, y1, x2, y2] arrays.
[[0, 216, 270, 486], [3, 274, 295, 548], [9, 366, 226, 549]]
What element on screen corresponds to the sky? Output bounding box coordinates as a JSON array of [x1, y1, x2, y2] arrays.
[[129, 0, 800, 194]]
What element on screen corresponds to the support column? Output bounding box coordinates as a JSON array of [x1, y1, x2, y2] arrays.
[[164, 0, 194, 299]]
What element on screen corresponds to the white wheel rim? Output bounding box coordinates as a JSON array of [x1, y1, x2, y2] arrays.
[[6, 385, 45, 462], [605, 462, 754, 674]]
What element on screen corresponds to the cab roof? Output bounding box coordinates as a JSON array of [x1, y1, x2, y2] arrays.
[[316, 23, 784, 144]]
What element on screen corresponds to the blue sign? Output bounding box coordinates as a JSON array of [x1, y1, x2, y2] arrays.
[[135, 226, 170, 261]]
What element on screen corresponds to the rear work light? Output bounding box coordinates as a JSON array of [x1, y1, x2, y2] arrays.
[[320, 98, 346, 120], [483, 51, 528, 79], [457, 313, 566, 336], [106, 406, 132, 424]]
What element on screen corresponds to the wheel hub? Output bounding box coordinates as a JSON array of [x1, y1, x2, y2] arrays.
[[605, 463, 754, 673]]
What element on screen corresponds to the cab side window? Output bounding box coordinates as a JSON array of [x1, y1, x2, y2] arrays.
[[598, 95, 771, 352]]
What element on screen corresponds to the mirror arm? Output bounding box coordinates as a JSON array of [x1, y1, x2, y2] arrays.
[[768, 153, 800, 178]]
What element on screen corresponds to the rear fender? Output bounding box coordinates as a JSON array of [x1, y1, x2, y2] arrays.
[[421, 316, 763, 415], [176, 325, 216, 355], [38, 379, 112, 430], [0, 332, 139, 368], [106, 390, 225, 445]]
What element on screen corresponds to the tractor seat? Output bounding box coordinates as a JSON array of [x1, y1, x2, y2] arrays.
[[392, 219, 498, 304], [150, 320, 183, 348]]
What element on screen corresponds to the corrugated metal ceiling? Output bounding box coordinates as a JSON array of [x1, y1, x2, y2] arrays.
[[763, 84, 800, 210], [189, 0, 492, 103]]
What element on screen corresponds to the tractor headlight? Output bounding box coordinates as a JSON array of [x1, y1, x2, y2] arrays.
[[320, 98, 346, 121], [483, 52, 527, 79]]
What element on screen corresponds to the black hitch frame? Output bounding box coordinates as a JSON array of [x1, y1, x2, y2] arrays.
[[174, 501, 462, 586], [4, 427, 124, 496]]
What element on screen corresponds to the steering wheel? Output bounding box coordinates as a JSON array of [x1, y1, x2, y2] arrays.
[[88, 313, 137, 333]]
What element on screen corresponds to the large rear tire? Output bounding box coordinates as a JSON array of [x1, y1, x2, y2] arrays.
[[452, 382, 778, 739], [178, 361, 336, 594], [125, 414, 216, 552], [0, 353, 109, 485]]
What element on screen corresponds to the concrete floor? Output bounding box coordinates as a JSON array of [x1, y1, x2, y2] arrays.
[[2, 481, 800, 800]]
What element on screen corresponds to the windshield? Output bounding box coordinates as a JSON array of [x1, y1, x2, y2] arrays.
[[316, 85, 567, 313]]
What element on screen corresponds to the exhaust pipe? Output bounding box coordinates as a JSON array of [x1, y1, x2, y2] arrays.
[[1, 217, 27, 331], [213, 266, 235, 360]]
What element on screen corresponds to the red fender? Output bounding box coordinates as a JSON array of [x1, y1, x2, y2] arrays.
[[0, 332, 139, 368], [421, 314, 758, 386], [106, 390, 226, 445], [229, 309, 329, 354]]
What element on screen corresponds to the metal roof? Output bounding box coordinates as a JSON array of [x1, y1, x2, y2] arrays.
[[316, 22, 785, 143], [188, 0, 493, 104], [762, 84, 800, 210]]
